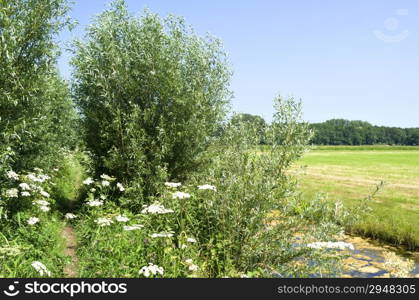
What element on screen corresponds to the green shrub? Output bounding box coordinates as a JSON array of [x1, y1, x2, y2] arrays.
[[71, 0, 231, 207]]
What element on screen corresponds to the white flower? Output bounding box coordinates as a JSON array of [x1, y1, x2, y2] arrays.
[[83, 177, 94, 185], [33, 200, 49, 206], [95, 217, 113, 227], [5, 188, 18, 198], [21, 191, 31, 197], [39, 206, 50, 212], [307, 241, 354, 251], [184, 259, 198, 272], [123, 224, 144, 231], [31, 261, 51, 277], [40, 191, 50, 198], [53, 168, 59, 172], [6, 170, 19, 180], [187, 237, 197, 243], [180, 244, 187, 249], [115, 215, 129, 222], [197, 184, 217, 191], [90, 188, 96, 192], [100, 195, 106, 200], [185, 258, 193, 264], [86, 200, 103, 207], [27, 217, 39, 225], [101, 180, 110, 187], [19, 182, 31, 191], [139, 263, 164, 277], [164, 182, 182, 188], [27, 173, 50, 183], [100, 174, 115, 181], [116, 182, 125, 192], [150, 232, 174, 238], [172, 191, 191, 199], [141, 202, 174, 214], [65, 213, 77, 219]]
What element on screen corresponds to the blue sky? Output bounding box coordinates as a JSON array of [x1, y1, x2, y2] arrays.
[[58, 0, 419, 127]]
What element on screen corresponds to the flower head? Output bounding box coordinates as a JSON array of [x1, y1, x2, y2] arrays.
[[101, 180, 110, 187], [83, 177, 94, 185], [27, 217, 39, 225], [6, 170, 19, 180], [141, 202, 174, 214], [65, 213, 77, 220], [150, 232, 174, 238], [5, 188, 19, 198], [39, 206, 50, 212], [197, 184, 217, 191], [40, 191, 50, 198], [21, 191, 31, 197], [139, 263, 164, 277], [172, 191, 191, 199], [187, 237, 197, 243], [95, 217, 113, 227], [31, 261, 51, 277], [164, 182, 182, 188], [123, 224, 144, 231], [86, 200, 103, 207], [33, 200, 49, 206], [116, 182, 125, 192], [115, 215, 129, 222], [100, 174, 115, 181], [19, 182, 31, 191]]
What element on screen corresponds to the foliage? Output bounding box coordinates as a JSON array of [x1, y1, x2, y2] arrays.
[[71, 0, 231, 207], [0, 0, 78, 173], [229, 113, 267, 144], [310, 119, 419, 146]]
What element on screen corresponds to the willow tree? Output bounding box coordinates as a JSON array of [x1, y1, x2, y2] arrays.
[[71, 0, 231, 206]]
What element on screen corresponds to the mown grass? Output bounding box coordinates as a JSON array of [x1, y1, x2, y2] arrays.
[[295, 147, 419, 249]]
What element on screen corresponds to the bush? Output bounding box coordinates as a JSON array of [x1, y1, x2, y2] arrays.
[[71, 0, 231, 207]]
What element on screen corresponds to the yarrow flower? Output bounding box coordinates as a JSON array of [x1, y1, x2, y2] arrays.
[[139, 263, 164, 277], [27, 173, 49, 183], [5, 188, 19, 198], [172, 191, 191, 199], [123, 224, 144, 231], [39, 206, 50, 212], [31, 261, 51, 277], [95, 217, 113, 227], [101, 180, 110, 187], [83, 177, 94, 185], [187, 237, 197, 243], [65, 213, 77, 219], [197, 184, 217, 191], [33, 200, 49, 206], [6, 170, 19, 180], [21, 191, 31, 197], [307, 241, 354, 251], [141, 202, 174, 214], [164, 182, 182, 188], [115, 215, 129, 222], [19, 182, 31, 191], [40, 191, 50, 198], [27, 217, 40, 225], [185, 259, 199, 272], [116, 183, 125, 192], [86, 200, 104, 207], [100, 174, 115, 181], [150, 232, 174, 238]]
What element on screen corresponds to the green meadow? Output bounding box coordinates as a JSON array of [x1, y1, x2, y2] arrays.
[[296, 146, 419, 249]]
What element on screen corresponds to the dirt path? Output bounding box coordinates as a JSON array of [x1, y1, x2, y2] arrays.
[[62, 225, 78, 277]]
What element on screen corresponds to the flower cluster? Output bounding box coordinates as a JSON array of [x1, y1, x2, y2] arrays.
[[31, 261, 51, 277], [138, 263, 164, 277], [141, 202, 174, 214]]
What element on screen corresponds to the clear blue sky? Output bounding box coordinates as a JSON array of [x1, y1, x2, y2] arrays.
[[57, 0, 419, 127]]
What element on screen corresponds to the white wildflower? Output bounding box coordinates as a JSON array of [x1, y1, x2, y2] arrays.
[[307, 241, 354, 251], [90, 188, 96, 192], [6, 170, 19, 180], [187, 237, 197, 243], [95, 217, 113, 227], [115, 215, 129, 222], [139, 263, 164, 277], [5, 188, 18, 198], [65, 213, 77, 219], [101, 180, 110, 187], [123, 224, 144, 231], [31, 261, 51, 277], [33, 200, 49, 206], [172, 191, 191, 199], [39, 206, 50, 212], [19, 182, 31, 190], [197, 184, 217, 191], [27, 173, 49, 183], [100, 195, 106, 200], [86, 200, 104, 207], [40, 191, 50, 198], [100, 174, 115, 181], [185, 258, 193, 264], [184, 259, 199, 272], [83, 177, 94, 185], [150, 232, 174, 238], [180, 244, 187, 249], [27, 217, 39, 225], [21, 191, 31, 197], [116, 182, 125, 192], [141, 202, 174, 214], [164, 182, 181, 188]]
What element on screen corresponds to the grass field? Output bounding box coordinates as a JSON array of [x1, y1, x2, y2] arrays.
[[296, 146, 419, 249]]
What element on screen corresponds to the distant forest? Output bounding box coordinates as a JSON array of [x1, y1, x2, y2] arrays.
[[230, 114, 419, 146]]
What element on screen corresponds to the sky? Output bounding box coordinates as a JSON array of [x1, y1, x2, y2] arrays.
[[57, 0, 419, 127]]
